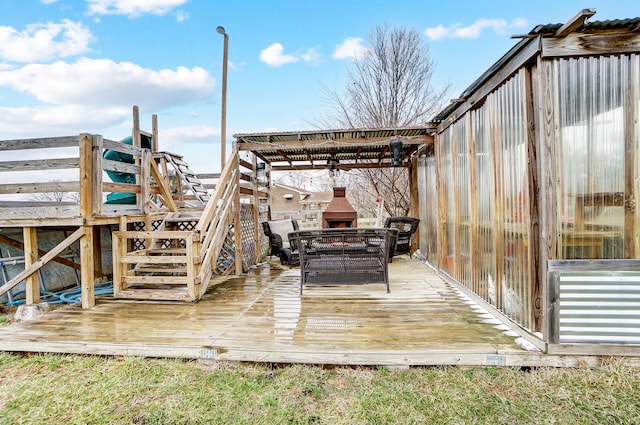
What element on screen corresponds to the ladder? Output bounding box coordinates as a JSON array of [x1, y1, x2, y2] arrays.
[[154, 152, 210, 206]]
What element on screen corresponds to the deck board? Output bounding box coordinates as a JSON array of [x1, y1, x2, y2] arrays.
[[1, 256, 623, 367]]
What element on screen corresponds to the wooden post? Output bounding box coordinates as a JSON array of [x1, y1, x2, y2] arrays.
[[93, 226, 103, 281], [535, 55, 559, 338], [80, 226, 95, 308], [152, 114, 159, 153], [408, 159, 419, 254], [252, 155, 261, 263], [266, 164, 272, 221], [112, 216, 128, 297], [234, 154, 243, 276], [132, 105, 141, 149], [23, 227, 40, 305], [624, 55, 638, 259], [132, 105, 143, 210], [140, 149, 151, 214], [525, 65, 542, 332], [186, 233, 196, 300], [79, 132, 95, 308], [91, 135, 103, 216], [79, 133, 93, 220]]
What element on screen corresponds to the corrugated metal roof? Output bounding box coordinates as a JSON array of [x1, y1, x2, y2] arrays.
[[434, 12, 640, 123], [531, 17, 640, 35]]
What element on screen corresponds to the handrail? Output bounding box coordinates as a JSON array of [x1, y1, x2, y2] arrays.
[[194, 154, 239, 288]]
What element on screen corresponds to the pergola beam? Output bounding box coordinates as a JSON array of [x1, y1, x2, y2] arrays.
[[236, 136, 433, 152], [271, 162, 410, 171]]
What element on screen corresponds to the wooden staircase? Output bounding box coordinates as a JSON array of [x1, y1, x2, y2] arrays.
[[112, 212, 203, 301], [112, 154, 241, 302]]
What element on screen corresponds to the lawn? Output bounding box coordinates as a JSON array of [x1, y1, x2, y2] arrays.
[[0, 352, 639, 424]]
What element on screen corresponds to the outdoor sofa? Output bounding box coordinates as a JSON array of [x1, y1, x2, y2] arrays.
[[289, 227, 396, 293]]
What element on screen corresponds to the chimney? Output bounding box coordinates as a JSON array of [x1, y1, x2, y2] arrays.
[[322, 187, 358, 228]]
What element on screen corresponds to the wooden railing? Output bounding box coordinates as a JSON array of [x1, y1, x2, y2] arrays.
[[109, 154, 242, 301], [111, 229, 201, 301], [0, 133, 176, 220], [195, 154, 240, 292], [0, 136, 84, 220]]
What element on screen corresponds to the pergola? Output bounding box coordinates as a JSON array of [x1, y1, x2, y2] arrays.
[[233, 126, 435, 172]]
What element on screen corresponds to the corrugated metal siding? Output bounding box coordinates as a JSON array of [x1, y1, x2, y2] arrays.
[[558, 272, 640, 344]]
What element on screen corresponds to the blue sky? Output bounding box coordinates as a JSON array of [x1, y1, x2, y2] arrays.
[[0, 0, 638, 173]]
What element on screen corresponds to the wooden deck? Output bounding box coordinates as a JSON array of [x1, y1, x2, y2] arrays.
[[1, 256, 631, 367]]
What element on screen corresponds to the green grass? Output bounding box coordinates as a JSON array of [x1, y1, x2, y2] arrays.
[[0, 354, 639, 424]]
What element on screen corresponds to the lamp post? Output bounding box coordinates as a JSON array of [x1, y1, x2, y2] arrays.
[[216, 26, 228, 169]]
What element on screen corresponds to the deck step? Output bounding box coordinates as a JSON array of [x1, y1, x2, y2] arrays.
[[147, 247, 187, 255], [132, 266, 188, 274], [115, 288, 194, 302]]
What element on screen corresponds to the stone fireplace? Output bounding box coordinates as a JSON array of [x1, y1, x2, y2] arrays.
[[322, 187, 357, 228]]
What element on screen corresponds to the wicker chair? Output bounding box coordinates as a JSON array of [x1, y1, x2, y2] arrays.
[[261, 219, 300, 265], [384, 217, 420, 258]]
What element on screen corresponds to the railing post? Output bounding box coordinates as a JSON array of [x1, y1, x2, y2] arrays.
[[234, 154, 243, 275], [91, 135, 103, 216], [152, 114, 159, 152], [140, 149, 151, 214], [252, 155, 261, 264], [79, 133, 93, 220], [186, 233, 197, 300]]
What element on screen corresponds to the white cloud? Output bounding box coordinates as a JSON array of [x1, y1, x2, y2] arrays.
[[86, 0, 189, 17], [0, 59, 215, 137], [0, 58, 215, 109], [259, 43, 298, 67], [175, 9, 189, 22], [333, 37, 371, 60], [424, 18, 528, 40], [0, 20, 94, 63], [0, 104, 130, 136], [41, 0, 59, 4], [300, 48, 320, 64]]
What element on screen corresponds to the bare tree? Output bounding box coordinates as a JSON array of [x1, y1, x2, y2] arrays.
[[322, 25, 449, 217], [31, 180, 79, 203]]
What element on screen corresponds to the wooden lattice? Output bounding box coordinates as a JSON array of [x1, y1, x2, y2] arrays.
[[213, 204, 265, 275], [258, 205, 270, 260], [130, 221, 146, 251], [215, 225, 235, 275], [240, 204, 256, 270]]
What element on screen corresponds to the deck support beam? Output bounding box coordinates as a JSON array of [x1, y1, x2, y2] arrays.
[[23, 227, 40, 305], [80, 226, 95, 309]]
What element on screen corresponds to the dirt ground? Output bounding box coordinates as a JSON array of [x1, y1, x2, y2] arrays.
[[0, 305, 17, 325]]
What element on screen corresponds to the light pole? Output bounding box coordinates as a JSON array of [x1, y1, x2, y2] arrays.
[[216, 26, 228, 169]]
